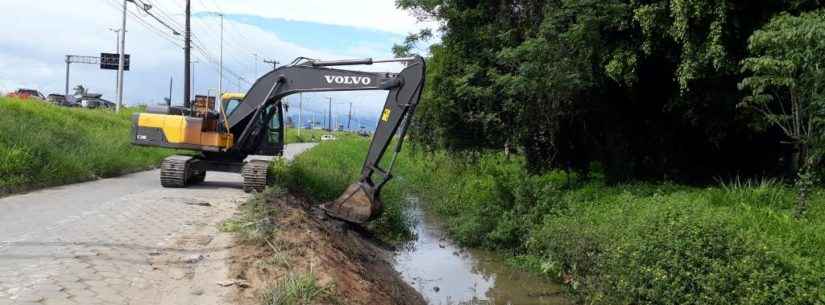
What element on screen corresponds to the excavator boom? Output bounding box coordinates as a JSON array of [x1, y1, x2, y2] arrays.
[[231, 56, 426, 223]]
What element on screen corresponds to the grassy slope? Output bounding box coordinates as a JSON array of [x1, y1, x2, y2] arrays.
[[281, 138, 825, 305], [284, 127, 363, 144], [0, 97, 172, 195], [272, 137, 412, 242]]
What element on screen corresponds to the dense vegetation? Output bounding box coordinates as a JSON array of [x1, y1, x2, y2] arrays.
[[285, 138, 825, 305], [266, 3, 825, 303], [401, 150, 825, 305], [0, 98, 172, 194], [395, 0, 825, 183]]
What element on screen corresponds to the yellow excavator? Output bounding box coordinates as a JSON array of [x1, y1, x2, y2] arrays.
[[131, 56, 425, 224]]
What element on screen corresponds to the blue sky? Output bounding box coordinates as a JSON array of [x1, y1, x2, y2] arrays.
[[216, 13, 406, 57], [0, 0, 433, 129]]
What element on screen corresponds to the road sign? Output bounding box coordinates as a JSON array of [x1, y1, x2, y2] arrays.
[[100, 53, 130, 71]]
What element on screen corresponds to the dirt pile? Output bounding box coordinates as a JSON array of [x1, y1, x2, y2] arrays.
[[228, 192, 425, 305]]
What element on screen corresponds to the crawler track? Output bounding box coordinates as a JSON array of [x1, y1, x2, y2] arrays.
[[160, 156, 191, 187], [242, 160, 269, 193]]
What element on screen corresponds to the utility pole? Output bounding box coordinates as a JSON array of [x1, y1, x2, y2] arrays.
[[191, 59, 198, 96], [327, 97, 332, 131], [218, 13, 224, 102], [116, 0, 128, 112], [347, 102, 352, 130], [168, 76, 173, 106], [263, 59, 279, 71], [109, 28, 121, 99], [184, 0, 191, 108], [298, 93, 303, 136], [64, 56, 70, 96]]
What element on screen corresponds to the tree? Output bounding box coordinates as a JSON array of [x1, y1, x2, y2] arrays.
[[739, 10, 825, 217], [396, 0, 822, 180]]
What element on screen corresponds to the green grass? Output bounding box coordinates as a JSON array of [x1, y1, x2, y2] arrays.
[[272, 137, 413, 242], [262, 272, 337, 305], [0, 97, 173, 195], [284, 128, 363, 144], [281, 138, 825, 305]]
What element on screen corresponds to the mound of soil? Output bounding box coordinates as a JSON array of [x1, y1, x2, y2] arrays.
[[229, 193, 425, 305]]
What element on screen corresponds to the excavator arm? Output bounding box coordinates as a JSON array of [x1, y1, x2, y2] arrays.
[[227, 56, 425, 223]]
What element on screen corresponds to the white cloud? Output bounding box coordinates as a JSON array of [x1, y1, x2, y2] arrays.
[[185, 0, 430, 35], [0, 0, 422, 121]]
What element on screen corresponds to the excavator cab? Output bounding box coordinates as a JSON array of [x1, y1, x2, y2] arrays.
[[131, 56, 426, 224], [256, 103, 284, 156], [219, 92, 284, 156]]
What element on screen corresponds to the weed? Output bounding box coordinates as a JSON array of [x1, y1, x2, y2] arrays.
[[261, 272, 337, 305], [256, 251, 291, 270], [220, 187, 283, 244]]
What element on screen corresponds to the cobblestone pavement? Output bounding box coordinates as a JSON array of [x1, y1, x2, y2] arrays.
[[0, 143, 316, 305]]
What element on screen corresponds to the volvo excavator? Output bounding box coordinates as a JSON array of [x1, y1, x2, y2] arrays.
[[131, 56, 425, 224]]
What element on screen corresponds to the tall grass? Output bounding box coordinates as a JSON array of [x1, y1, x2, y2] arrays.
[[0, 97, 172, 194], [399, 152, 825, 305], [273, 137, 413, 242], [262, 272, 337, 305], [282, 137, 825, 304]]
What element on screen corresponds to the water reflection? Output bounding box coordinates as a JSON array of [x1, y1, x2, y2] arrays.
[[393, 197, 569, 305]]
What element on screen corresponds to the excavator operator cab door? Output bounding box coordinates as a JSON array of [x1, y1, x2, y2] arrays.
[[254, 102, 284, 156]]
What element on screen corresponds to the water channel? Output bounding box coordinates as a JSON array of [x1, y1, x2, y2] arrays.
[[393, 197, 570, 305]]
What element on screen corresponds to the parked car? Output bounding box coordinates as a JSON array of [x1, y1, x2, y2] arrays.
[[78, 94, 115, 109], [7, 88, 45, 100]]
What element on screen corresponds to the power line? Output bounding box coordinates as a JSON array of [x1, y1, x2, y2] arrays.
[[104, 0, 254, 91], [102, 0, 183, 49], [131, 0, 181, 35]]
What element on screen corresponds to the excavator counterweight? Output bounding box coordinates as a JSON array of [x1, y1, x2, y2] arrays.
[[131, 56, 425, 224]]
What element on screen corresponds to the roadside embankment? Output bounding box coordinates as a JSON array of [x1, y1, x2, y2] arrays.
[[0, 97, 172, 195], [274, 137, 413, 242], [222, 187, 424, 305], [277, 137, 825, 305]]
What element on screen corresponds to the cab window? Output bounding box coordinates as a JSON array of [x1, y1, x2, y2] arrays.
[[224, 99, 242, 116]]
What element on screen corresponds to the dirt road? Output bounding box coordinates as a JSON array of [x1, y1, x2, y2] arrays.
[[0, 143, 316, 305]]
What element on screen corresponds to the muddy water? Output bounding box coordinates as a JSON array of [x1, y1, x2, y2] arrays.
[[394, 197, 570, 305]]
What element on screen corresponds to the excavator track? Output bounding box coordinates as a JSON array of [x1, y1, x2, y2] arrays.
[[160, 156, 190, 187], [160, 155, 204, 187], [242, 160, 269, 193]]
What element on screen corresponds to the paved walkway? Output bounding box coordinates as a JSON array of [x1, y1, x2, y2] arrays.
[[0, 143, 316, 305]]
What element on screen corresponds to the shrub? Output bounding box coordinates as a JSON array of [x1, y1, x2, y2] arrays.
[[394, 150, 825, 304]]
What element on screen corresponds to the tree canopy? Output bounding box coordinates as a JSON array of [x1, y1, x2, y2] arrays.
[[397, 0, 823, 182]]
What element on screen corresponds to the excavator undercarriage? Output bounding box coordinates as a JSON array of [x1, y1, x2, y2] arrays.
[[131, 56, 425, 224]]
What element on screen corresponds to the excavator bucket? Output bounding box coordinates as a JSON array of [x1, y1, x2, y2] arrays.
[[320, 182, 383, 224]]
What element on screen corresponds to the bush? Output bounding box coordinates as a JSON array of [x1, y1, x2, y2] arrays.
[[394, 150, 825, 304], [0, 98, 173, 194]]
